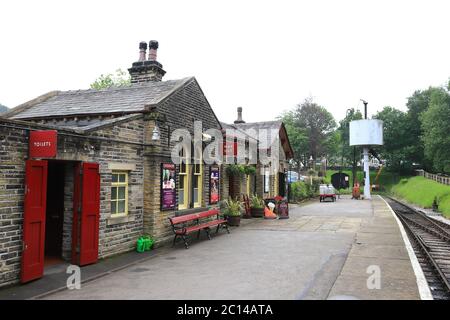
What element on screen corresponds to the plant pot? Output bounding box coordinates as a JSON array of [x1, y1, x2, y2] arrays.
[[226, 215, 241, 226], [251, 207, 264, 218]]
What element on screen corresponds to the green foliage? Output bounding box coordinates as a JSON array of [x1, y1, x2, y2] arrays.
[[243, 165, 256, 176], [225, 164, 245, 176], [279, 110, 308, 170], [295, 98, 337, 162], [290, 181, 309, 201], [279, 98, 336, 168], [90, 69, 131, 90], [420, 87, 450, 173], [336, 108, 362, 166], [289, 176, 325, 202], [222, 198, 243, 216], [250, 194, 265, 209], [392, 176, 450, 218]]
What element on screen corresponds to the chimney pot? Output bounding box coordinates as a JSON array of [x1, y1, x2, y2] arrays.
[[148, 40, 159, 61], [138, 41, 147, 61]]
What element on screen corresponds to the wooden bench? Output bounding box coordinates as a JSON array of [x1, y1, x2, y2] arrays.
[[168, 209, 229, 249]]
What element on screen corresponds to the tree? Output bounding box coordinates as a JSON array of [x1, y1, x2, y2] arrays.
[[279, 110, 308, 172], [336, 108, 363, 166], [294, 98, 337, 165], [90, 69, 130, 90], [420, 87, 450, 173], [0, 103, 8, 114], [404, 88, 435, 168], [373, 106, 410, 172]]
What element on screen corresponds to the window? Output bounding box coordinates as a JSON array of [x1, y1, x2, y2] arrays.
[[178, 149, 189, 210], [193, 161, 203, 208], [111, 171, 128, 217], [264, 167, 270, 194]]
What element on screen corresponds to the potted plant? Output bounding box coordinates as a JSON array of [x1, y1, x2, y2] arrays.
[[222, 198, 243, 226], [250, 194, 265, 217], [225, 164, 245, 177]]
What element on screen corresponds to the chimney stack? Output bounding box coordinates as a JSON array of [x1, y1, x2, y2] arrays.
[[128, 40, 166, 83], [234, 107, 245, 124]]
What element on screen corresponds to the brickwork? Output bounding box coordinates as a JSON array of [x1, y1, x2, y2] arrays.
[[0, 117, 145, 287]]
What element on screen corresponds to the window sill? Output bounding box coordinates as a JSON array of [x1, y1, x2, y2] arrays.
[[107, 214, 135, 226]]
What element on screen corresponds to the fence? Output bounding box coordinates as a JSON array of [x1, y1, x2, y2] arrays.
[[415, 170, 450, 186]]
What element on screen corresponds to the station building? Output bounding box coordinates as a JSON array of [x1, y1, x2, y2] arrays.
[[0, 41, 293, 287]]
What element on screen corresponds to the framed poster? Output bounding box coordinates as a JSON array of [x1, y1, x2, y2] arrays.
[[161, 163, 176, 210], [209, 166, 220, 204]]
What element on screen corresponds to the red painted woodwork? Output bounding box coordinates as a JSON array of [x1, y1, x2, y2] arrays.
[[29, 130, 57, 158], [21, 160, 48, 283], [79, 163, 100, 266]]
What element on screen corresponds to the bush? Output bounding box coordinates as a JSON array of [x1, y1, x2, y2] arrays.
[[290, 181, 309, 202]]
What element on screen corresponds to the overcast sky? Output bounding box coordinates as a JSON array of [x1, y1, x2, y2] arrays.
[[1, 0, 449, 124]]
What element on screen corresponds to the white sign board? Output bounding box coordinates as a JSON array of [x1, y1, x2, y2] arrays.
[[349, 119, 383, 146]]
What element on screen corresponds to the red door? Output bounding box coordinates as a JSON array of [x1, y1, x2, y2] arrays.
[[79, 163, 100, 266], [21, 160, 48, 283]]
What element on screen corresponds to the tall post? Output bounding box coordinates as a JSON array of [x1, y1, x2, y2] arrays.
[[363, 147, 371, 199], [363, 101, 368, 119]]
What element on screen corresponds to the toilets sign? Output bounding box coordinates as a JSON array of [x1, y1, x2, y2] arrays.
[[29, 130, 57, 158]]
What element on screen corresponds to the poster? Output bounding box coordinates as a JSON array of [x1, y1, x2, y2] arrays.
[[210, 166, 220, 204], [161, 163, 176, 210]]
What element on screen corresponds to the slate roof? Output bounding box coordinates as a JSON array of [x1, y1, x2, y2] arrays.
[[230, 120, 294, 158], [7, 77, 192, 120]]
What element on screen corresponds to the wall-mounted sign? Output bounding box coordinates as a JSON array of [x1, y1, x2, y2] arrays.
[[161, 163, 176, 210], [210, 166, 220, 204], [29, 130, 57, 158], [222, 140, 237, 156]]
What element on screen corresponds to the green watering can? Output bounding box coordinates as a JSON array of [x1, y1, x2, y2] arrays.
[[136, 236, 154, 253]]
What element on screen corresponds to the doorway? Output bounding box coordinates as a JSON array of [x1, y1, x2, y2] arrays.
[[21, 160, 101, 283], [44, 161, 66, 267]]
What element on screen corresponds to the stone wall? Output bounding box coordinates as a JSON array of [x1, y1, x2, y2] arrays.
[[0, 117, 145, 287], [141, 79, 222, 246], [0, 122, 28, 287]]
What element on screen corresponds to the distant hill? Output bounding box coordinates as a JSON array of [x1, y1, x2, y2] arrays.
[[0, 103, 8, 114]]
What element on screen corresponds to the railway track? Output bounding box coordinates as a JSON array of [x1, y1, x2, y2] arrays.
[[385, 196, 450, 300]]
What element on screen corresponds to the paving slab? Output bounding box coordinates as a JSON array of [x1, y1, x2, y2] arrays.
[[327, 196, 422, 300], [0, 196, 424, 300]]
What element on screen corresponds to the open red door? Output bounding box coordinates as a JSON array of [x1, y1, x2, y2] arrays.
[[21, 160, 48, 283], [79, 162, 100, 266]]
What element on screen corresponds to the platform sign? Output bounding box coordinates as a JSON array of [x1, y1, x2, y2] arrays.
[[29, 130, 57, 158]]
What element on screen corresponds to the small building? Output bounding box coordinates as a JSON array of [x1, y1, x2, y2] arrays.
[[220, 108, 294, 201], [0, 41, 222, 286]]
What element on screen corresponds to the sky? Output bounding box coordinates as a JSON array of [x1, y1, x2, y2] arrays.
[[0, 0, 449, 124]]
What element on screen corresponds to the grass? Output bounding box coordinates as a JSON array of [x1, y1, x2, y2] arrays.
[[391, 176, 450, 218]]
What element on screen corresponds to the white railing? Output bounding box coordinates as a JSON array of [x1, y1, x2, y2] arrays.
[[415, 169, 450, 186]]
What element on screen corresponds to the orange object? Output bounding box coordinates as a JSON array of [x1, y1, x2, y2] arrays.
[[264, 207, 277, 219]]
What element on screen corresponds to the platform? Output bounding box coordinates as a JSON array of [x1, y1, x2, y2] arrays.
[[327, 195, 429, 300], [0, 195, 428, 300]]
